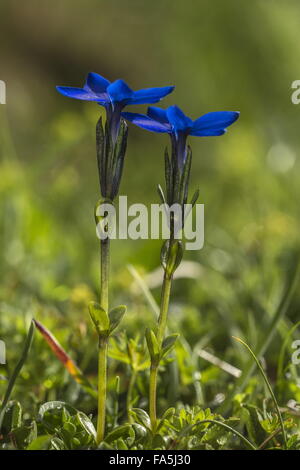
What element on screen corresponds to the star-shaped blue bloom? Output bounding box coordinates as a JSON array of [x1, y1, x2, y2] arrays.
[[122, 105, 240, 168], [57, 73, 174, 141]]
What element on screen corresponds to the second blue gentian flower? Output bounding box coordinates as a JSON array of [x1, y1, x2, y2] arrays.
[[57, 73, 174, 143], [122, 105, 239, 170]]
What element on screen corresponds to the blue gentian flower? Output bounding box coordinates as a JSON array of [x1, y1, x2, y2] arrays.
[[57, 73, 174, 142], [122, 105, 240, 169]]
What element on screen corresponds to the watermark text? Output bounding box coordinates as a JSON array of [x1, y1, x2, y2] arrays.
[[0, 80, 6, 104], [95, 196, 204, 250]]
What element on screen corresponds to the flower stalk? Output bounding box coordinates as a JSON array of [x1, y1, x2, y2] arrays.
[[94, 236, 110, 444], [96, 335, 108, 444], [122, 104, 239, 430], [149, 364, 158, 429], [148, 237, 182, 429], [148, 139, 190, 429], [149, 270, 173, 430], [92, 118, 128, 444], [89, 115, 129, 444], [57, 72, 175, 445], [100, 238, 110, 314], [156, 272, 173, 347]]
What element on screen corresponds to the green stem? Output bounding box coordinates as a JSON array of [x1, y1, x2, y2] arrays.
[[100, 239, 110, 313], [156, 273, 172, 346], [127, 369, 137, 422], [96, 238, 110, 445], [149, 365, 158, 430], [149, 272, 173, 430], [96, 336, 108, 444]]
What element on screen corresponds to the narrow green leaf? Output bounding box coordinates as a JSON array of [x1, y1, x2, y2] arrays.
[[161, 407, 175, 421], [96, 116, 106, 196], [38, 401, 77, 419], [190, 189, 200, 207], [104, 120, 114, 197], [1, 400, 22, 433], [109, 305, 126, 333], [132, 423, 148, 440], [179, 145, 192, 205], [27, 435, 53, 450], [76, 412, 97, 440], [161, 240, 183, 277], [157, 184, 167, 205], [88, 301, 109, 335], [156, 407, 176, 432], [130, 408, 151, 429], [116, 438, 128, 449], [162, 334, 179, 358], [94, 198, 114, 241], [171, 142, 181, 203], [111, 119, 128, 199], [164, 147, 173, 204], [105, 424, 132, 444], [145, 328, 160, 361]]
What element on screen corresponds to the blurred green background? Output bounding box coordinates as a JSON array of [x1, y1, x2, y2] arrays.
[[0, 0, 300, 416]]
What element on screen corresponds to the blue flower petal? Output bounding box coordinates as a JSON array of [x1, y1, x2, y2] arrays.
[[107, 79, 133, 104], [190, 128, 226, 137], [192, 111, 240, 132], [122, 112, 170, 133], [56, 86, 106, 102], [128, 86, 174, 105], [166, 105, 193, 132], [84, 72, 110, 94], [147, 106, 169, 124]]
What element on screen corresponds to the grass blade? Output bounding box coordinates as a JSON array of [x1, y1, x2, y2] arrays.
[[220, 260, 300, 413], [170, 419, 257, 450], [128, 264, 159, 318], [34, 319, 97, 398], [0, 319, 35, 430], [240, 261, 299, 389], [233, 336, 287, 449]]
